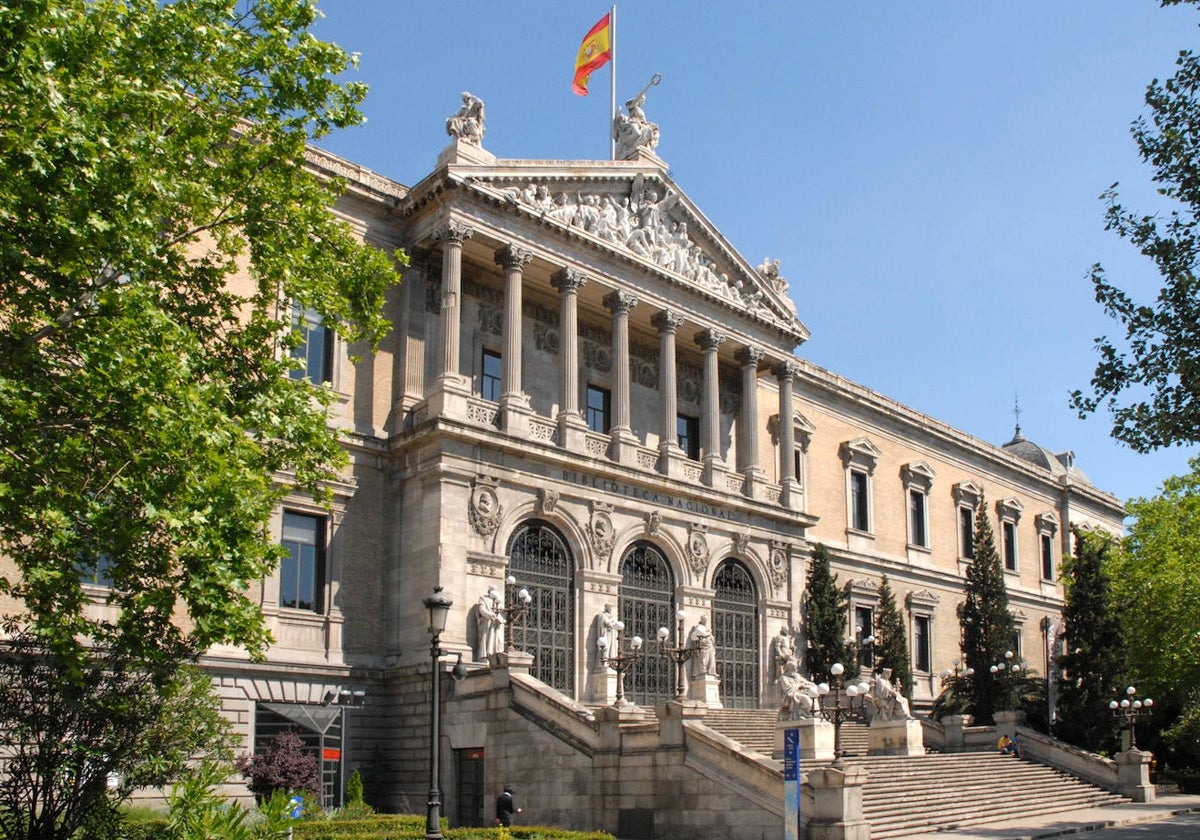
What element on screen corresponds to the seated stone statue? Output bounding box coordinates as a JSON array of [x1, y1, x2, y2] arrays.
[[866, 667, 911, 722], [777, 659, 820, 721], [446, 91, 485, 145]]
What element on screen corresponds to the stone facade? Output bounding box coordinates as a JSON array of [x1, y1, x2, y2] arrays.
[[66, 130, 1125, 833]]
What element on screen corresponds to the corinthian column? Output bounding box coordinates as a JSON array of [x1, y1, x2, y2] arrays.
[[695, 328, 728, 486], [605, 290, 640, 465], [495, 245, 533, 434], [552, 268, 589, 451], [435, 221, 472, 384], [652, 309, 685, 478], [736, 346, 765, 497], [774, 360, 802, 510]]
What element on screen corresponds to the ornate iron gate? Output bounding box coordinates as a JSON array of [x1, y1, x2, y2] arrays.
[[713, 559, 760, 709], [619, 542, 675, 706], [507, 520, 574, 694]]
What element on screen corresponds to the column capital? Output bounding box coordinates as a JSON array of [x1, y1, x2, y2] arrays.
[[551, 267, 589, 294], [651, 309, 685, 335], [436, 220, 474, 246], [494, 244, 533, 271], [735, 346, 765, 367], [603, 290, 639, 315], [694, 328, 728, 351], [772, 360, 802, 381]]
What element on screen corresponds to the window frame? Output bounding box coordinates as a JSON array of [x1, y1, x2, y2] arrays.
[[1036, 512, 1059, 582], [481, 347, 502, 402], [901, 461, 935, 551], [840, 438, 881, 537], [289, 303, 334, 385], [676, 413, 700, 460], [953, 480, 983, 561], [996, 497, 1023, 574], [585, 384, 611, 434], [280, 510, 327, 614]]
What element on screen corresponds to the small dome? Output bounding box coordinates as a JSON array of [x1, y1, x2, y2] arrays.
[[1001, 426, 1092, 485]]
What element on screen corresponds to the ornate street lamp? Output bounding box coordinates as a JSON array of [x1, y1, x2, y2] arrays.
[[815, 662, 870, 764], [1109, 685, 1153, 750], [599, 620, 644, 707], [422, 586, 466, 840], [657, 609, 697, 701], [499, 575, 533, 652]]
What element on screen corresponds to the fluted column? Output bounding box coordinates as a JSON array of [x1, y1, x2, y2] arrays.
[[696, 328, 728, 485], [435, 221, 472, 384], [605, 290, 640, 465], [552, 268, 589, 450], [736, 346, 765, 497], [653, 310, 685, 478], [774, 360, 802, 509], [495, 245, 533, 434]]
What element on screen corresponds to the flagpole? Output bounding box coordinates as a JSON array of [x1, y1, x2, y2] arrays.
[[609, 5, 617, 160]]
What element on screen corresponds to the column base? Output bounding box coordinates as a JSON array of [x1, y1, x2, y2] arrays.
[[659, 442, 689, 480], [499, 393, 532, 436], [868, 718, 925, 756], [702, 455, 727, 489], [426, 375, 471, 422], [780, 477, 803, 510], [774, 717, 835, 762], [588, 667, 618, 705], [557, 411, 589, 453], [741, 466, 767, 500], [689, 673, 723, 709], [609, 427, 641, 467]]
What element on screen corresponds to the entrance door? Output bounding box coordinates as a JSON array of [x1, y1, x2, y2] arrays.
[[619, 542, 675, 705], [455, 748, 485, 827], [713, 559, 759, 709]]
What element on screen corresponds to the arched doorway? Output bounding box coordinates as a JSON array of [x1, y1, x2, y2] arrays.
[[619, 542, 675, 705], [713, 558, 760, 709], [507, 520, 574, 694]]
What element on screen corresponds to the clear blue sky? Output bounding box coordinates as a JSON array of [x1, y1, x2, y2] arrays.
[[312, 2, 1199, 509]]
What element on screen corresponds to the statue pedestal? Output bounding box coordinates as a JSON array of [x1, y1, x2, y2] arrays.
[[774, 717, 835, 762], [689, 673, 722, 709], [588, 667, 617, 705], [868, 718, 925, 756]]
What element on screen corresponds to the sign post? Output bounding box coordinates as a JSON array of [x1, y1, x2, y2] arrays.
[[783, 727, 802, 840], [288, 794, 303, 840]]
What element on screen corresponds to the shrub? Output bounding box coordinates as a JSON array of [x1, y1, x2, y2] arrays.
[[238, 731, 321, 801]]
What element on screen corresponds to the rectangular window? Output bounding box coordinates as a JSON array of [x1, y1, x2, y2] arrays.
[[850, 470, 870, 532], [677, 414, 700, 460], [914, 616, 932, 673], [281, 511, 325, 613], [793, 448, 803, 483], [1003, 521, 1018, 571], [290, 304, 332, 384], [855, 606, 874, 670], [586, 385, 611, 434], [481, 348, 502, 402], [909, 490, 928, 547], [1041, 534, 1054, 580], [79, 553, 115, 587], [960, 506, 976, 559]]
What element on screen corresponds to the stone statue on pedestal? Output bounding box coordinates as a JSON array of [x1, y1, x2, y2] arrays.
[[446, 91, 485, 145], [777, 659, 820, 720], [687, 615, 717, 678], [769, 626, 795, 681], [594, 603, 618, 669], [613, 76, 661, 160], [866, 667, 912, 721], [475, 584, 505, 661]]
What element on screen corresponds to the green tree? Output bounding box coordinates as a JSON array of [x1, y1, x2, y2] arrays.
[[958, 496, 1016, 725], [1054, 528, 1127, 752], [1071, 0, 1200, 451], [803, 543, 853, 681], [0, 0, 399, 670], [1108, 459, 1200, 766], [0, 622, 233, 840], [874, 574, 912, 697]]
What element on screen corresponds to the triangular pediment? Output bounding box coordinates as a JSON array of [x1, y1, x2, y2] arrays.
[[438, 162, 808, 344]]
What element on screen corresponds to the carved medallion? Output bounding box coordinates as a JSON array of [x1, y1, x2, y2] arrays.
[[688, 526, 709, 575], [468, 479, 502, 538], [769, 547, 788, 591], [589, 507, 615, 562]]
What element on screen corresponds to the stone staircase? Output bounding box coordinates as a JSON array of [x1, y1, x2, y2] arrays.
[[701, 710, 1131, 838]]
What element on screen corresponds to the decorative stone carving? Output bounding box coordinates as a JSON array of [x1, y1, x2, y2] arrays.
[[613, 76, 661, 159], [468, 478, 502, 538], [645, 510, 662, 536], [732, 532, 750, 556], [446, 91, 485, 145], [687, 524, 709, 575], [533, 323, 560, 354], [537, 488, 559, 515], [769, 545, 788, 591], [588, 503, 615, 562], [477, 305, 502, 336]]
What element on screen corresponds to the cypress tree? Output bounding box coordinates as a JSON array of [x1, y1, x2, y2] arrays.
[[1054, 528, 1126, 752], [875, 574, 913, 697], [804, 543, 853, 681], [959, 495, 1016, 724]]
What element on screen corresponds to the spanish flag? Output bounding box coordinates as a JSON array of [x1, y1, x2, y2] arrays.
[[573, 12, 612, 96]]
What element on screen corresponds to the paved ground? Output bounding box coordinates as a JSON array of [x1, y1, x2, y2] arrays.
[[932, 794, 1200, 839]]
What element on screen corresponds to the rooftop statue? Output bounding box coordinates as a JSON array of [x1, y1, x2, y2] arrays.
[[613, 75, 661, 160], [447, 91, 485, 145]]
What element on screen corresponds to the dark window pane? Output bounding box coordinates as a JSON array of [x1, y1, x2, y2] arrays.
[[850, 470, 869, 531], [1041, 534, 1054, 580], [586, 385, 610, 434], [290, 304, 332, 383], [960, 507, 976, 559], [281, 512, 324, 613], [1003, 521, 1017, 571], [482, 348, 502, 401], [910, 490, 927, 547]]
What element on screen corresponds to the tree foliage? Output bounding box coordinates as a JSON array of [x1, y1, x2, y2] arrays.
[[0, 0, 400, 670], [1071, 0, 1200, 451], [238, 731, 321, 802], [0, 622, 232, 840], [803, 543, 853, 682], [957, 496, 1016, 725], [1108, 458, 1200, 765], [1054, 529, 1127, 752], [873, 574, 912, 697]]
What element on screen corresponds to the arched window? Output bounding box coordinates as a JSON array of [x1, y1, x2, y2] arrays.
[[619, 542, 676, 706], [507, 520, 574, 694], [713, 559, 760, 709]]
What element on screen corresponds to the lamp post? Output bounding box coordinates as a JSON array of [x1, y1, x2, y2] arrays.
[[422, 586, 453, 840], [599, 621, 644, 706], [814, 662, 870, 764], [1109, 685, 1153, 750], [657, 609, 697, 701], [499, 575, 533, 652], [989, 650, 1023, 710]]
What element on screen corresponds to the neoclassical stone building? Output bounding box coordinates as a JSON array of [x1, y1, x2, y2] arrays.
[[200, 106, 1123, 831]]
